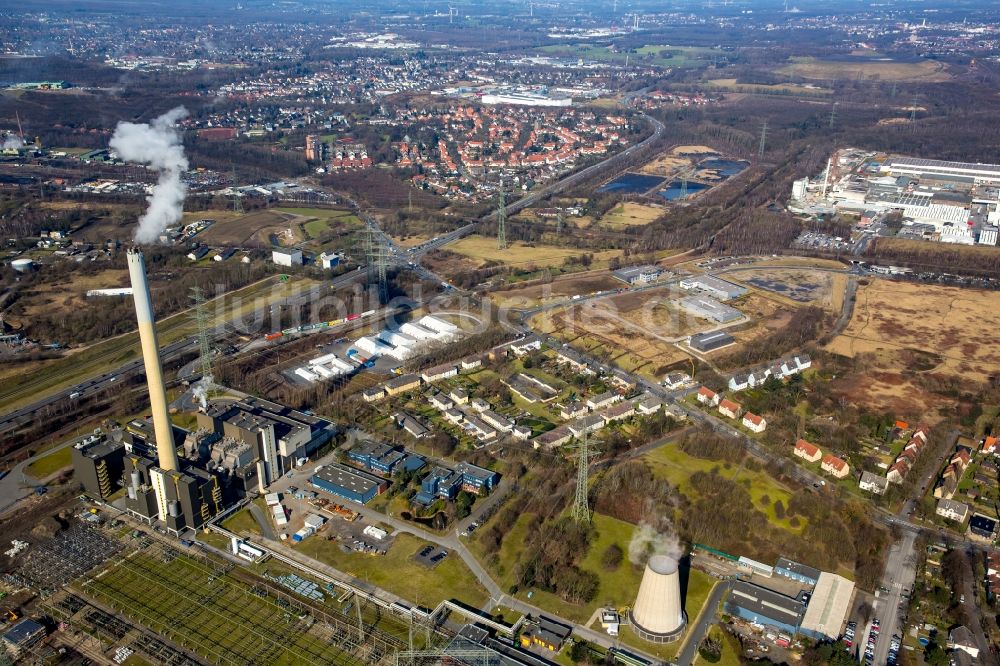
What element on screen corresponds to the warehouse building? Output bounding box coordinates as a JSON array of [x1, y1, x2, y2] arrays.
[[310, 463, 388, 504], [725, 581, 806, 636], [800, 573, 856, 640], [272, 247, 303, 266], [679, 296, 742, 323], [613, 264, 663, 285], [679, 275, 747, 300], [689, 331, 735, 352], [774, 557, 821, 586], [2, 618, 46, 658]]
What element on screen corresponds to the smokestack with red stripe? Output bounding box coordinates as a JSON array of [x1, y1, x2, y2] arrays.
[[127, 249, 179, 471]]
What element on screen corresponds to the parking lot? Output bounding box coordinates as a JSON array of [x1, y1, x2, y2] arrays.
[[413, 544, 449, 568]]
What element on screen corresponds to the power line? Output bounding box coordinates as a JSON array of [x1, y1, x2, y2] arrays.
[[572, 427, 593, 524], [190, 286, 214, 389], [828, 101, 838, 129], [231, 165, 243, 214], [496, 184, 508, 251], [757, 120, 767, 161]]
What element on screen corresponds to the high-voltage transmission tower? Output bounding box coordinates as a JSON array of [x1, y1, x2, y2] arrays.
[[556, 210, 564, 238], [189, 286, 214, 385], [364, 219, 389, 304], [231, 164, 243, 214], [757, 120, 768, 161], [572, 428, 594, 524], [828, 101, 838, 129], [496, 184, 508, 251]]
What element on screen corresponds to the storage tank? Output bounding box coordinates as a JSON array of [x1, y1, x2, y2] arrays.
[[11, 258, 34, 272], [630, 555, 686, 642]]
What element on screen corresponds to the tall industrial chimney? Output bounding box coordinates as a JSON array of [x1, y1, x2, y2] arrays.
[[630, 555, 686, 642], [127, 249, 179, 472]]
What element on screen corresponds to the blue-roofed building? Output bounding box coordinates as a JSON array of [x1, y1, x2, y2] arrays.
[[310, 463, 387, 504], [417, 466, 464, 504], [347, 441, 425, 476], [2, 618, 45, 657], [725, 581, 805, 636], [456, 462, 499, 494], [774, 557, 821, 586]]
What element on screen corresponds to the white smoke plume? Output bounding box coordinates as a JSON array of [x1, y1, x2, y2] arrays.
[[628, 521, 685, 567], [110, 106, 189, 244], [192, 375, 212, 411], [2, 135, 24, 150]]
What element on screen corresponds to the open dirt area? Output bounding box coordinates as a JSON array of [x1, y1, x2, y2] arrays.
[[599, 202, 665, 228], [16, 269, 130, 321], [776, 57, 950, 82], [639, 154, 690, 176], [826, 280, 1000, 418], [197, 209, 307, 247], [488, 272, 624, 309], [443, 235, 622, 269], [705, 78, 832, 95], [726, 267, 847, 311]]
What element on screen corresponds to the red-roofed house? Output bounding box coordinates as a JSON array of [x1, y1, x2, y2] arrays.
[[742, 412, 766, 433], [821, 454, 850, 478], [794, 439, 822, 463], [983, 436, 999, 456], [887, 460, 910, 484], [912, 425, 931, 444], [696, 386, 720, 406], [718, 399, 742, 420]]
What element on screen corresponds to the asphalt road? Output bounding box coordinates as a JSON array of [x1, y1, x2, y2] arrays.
[[676, 581, 733, 666], [865, 529, 917, 666]]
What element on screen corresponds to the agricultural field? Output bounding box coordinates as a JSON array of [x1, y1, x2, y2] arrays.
[[78, 545, 362, 666], [293, 532, 489, 609], [826, 279, 1000, 415], [443, 235, 622, 270], [538, 43, 723, 69], [704, 78, 832, 95], [775, 56, 950, 82]]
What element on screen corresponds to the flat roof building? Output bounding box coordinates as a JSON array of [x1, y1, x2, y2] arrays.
[[800, 572, 856, 640], [726, 581, 806, 636], [311, 463, 388, 504], [679, 275, 747, 301], [613, 264, 663, 285], [689, 330, 735, 352], [774, 557, 821, 586], [679, 296, 742, 323]]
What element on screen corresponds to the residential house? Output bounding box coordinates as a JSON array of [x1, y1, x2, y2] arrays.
[[460, 357, 482, 371], [982, 435, 999, 456], [947, 626, 980, 660], [449, 387, 469, 405], [887, 459, 910, 484], [560, 402, 589, 420], [859, 471, 889, 495], [729, 373, 750, 391], [696, 386, 720, 406], [718, 398, 742, 419], [421, 363, 458, 383], [636, 396, 663, 415], [663, 372, 690, 390], [385, 373, 422, 396], [743, 412, 766, 433], [936, 498, 970, 523], [601, 401, 635, 424], [362, 386, 386, 402], [821, 454, 849, 478], [794, 439, 822, 463], [470, 398, 490, 412], [429, 392, 454, 411], [587, 391, 622, 411]]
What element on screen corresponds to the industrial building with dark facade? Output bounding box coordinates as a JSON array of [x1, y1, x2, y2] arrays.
[[310, 463, 389, 504]]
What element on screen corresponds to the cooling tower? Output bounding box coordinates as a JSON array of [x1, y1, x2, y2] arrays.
[[630, 555, 687, 643], [127, 249, 179, 472]]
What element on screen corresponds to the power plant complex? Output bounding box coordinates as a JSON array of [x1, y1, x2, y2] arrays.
[[630, 554, 687, 643], [72, 249, 335, 535]]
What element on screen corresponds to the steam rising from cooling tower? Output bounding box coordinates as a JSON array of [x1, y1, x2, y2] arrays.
[[2, 135, 24, 150], [110, 107, 189, 244], [127, 249, 179, 472]]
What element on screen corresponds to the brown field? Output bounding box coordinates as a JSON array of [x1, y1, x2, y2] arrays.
[[599, 202, 665, 229], [705, 78, 832, 95], [444, 235, 622, 270], [18, 269, 130, 320], [489, 272, 623, 309], [639, 154, 689, 176], [197, 210, 305, 247], [776, 57, 950, 82], [721, 293, 793, 351], [725, 267, 847, 311], [826, 280, 1000, 417]]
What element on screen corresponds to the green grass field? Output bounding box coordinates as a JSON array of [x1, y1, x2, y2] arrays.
[[221, 504, 264, 536], [644, 445, 804, 533], [294, 533, 488, 609], [538, 43, 722, 69], [79, 547, 360, 665], [25, 446, 72, 479]]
